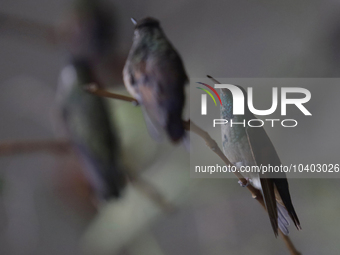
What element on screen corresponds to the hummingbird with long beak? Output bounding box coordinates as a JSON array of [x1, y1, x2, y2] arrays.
[[123, 17, 188, 143], [56, 58, 126, 200], [208, 75, 301, 236]]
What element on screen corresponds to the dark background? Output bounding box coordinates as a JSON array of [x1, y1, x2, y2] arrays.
[[0, 0, 339, 254]]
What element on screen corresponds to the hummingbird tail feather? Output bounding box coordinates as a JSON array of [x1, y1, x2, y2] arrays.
[[274, 179, 301, 231], [260, 178, 279, 236], [277, 202, 290, 235]]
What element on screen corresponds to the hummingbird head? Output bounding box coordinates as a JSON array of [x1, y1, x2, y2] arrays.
[[131, 17, 160, 28], [131, 17, 161, 35], [130, 17, 163, 43]]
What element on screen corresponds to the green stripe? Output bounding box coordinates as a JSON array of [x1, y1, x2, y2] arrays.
[[197, 87, 217, 106]]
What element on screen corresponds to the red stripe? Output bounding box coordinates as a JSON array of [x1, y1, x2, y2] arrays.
[[197, 82, 222, 105]]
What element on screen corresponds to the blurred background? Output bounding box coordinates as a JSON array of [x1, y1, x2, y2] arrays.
[[0, 0, 340, 254]]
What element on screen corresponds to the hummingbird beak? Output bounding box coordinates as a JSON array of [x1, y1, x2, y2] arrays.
[[131, 17, 137, 25]]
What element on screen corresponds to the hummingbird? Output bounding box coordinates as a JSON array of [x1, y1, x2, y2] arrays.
[[123, 17, 188, 143], [56, 57, 127, 200], [54, 0, 126, 202], [207, 75, 301, 236]]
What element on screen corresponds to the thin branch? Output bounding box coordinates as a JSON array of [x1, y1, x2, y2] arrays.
[[182, 120, 263, 201], [86, 86, 301, 255], [85, 84, 139, 105], [279, 231, 302, 255], [0, 139, 71, 156]]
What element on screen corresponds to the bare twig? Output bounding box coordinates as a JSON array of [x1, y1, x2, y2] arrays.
[[86, 86, 301, 255], [0, 139, 71, 156], [182, 120, 263, 201], [85, 84, 139, 105], [279, 231, 302, 255]]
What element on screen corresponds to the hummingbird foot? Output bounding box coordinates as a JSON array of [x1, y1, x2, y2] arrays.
[[238, 178, 251, 187]]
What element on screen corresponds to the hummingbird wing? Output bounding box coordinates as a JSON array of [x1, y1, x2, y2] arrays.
[[245, 126, 301, 235], [139, 86, 166, 142], [146, 50, 188, 142], [123, 59, 166, 142], [124, 49, 187, 142]]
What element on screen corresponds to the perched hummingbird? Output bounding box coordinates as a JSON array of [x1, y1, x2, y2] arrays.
[[56, 58, 126, 200], [208, 76, 301, 236], [123, 17, 188, 143], [54, 0, 126, 202]]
